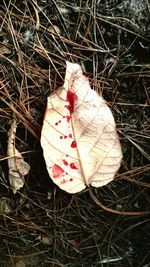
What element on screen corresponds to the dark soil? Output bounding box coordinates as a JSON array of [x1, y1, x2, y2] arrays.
[[0, 0, 150, 266]]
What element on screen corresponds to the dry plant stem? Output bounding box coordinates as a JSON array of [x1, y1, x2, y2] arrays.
[[30, 0, 40, 30], [89, 190, 150, 216]]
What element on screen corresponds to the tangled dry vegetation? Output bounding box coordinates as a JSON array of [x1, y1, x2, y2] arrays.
[[0, 0, 150, 266]]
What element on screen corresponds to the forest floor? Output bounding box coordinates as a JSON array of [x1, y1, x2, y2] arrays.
[[0, 0, 150, 266]]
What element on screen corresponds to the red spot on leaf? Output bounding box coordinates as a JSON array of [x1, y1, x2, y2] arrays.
[[70, 163, 78, 169], [63, 159, 68, 166], [60, 136, 63, 139], [55, 120, 61, 126], [65, 105, 71, 112], [52, 165, 64, 178], [70, 178, 73, 182], [60, 179, 66, 184], [71, 141, 76, 148], [69, 133, 72, 138], [66, 115, 71, 123], [64, 135, 67, 139], [65, 90, 78, 113]]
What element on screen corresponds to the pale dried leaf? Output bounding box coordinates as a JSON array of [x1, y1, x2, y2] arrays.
[[0, 198, 12, 214], [7, 120, 30, 193], [41, 61, 122, 193], [48, 25, 60, 35], [0, 44, 12, 54]]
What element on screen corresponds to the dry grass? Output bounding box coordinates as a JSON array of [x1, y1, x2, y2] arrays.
[[0, 0, 150, 266]]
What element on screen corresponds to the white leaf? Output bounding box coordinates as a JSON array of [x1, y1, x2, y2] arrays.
[[7, 120, 30, 194], [41, 61, 122, 193]]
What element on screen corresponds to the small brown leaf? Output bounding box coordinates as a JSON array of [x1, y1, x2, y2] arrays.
[[7, 120, 30, 193], [0, 44, 12, 55]]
